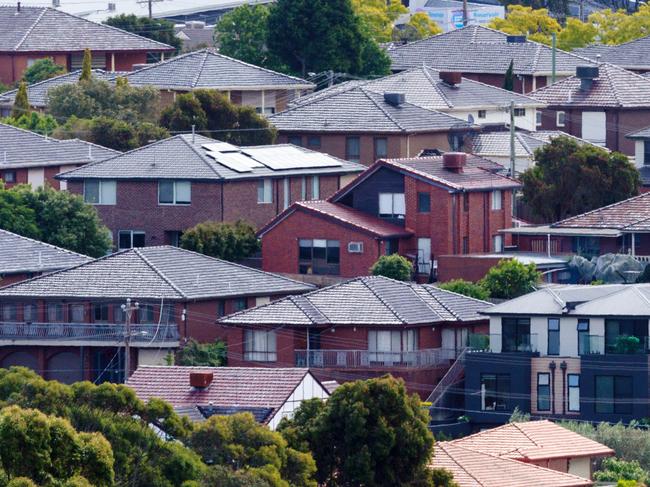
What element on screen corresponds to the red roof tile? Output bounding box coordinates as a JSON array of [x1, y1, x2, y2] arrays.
[[554, 192, 650, 230]]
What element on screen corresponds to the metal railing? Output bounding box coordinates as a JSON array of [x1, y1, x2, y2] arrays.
[[468, 333, 538, 353], [427, 347, 467, 405], [0, 322, 180, 343], [294, 348, 456, 369], [583, 334, 650, 355]]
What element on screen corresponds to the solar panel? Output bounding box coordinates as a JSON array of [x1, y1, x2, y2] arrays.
[[242, 146, 342, 170], [201, 142, 239, 153], [205, 151, 254, 173]]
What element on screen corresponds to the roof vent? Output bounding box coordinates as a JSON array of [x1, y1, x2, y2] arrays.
[[190, 372, 213, 389], [16, 2, 20, 13], [440, 71, 462, 86], [186, 20, 206, 29], [443, 152, 467, 173], [576, 66, 599, 91], [384, 92, 406, 106], [131, 63, 148, 71], [506, 35, 526, 43]]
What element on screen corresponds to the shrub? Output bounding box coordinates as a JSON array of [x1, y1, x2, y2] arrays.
[[438, 279, 489, 300], [370, 254, 413, 281]]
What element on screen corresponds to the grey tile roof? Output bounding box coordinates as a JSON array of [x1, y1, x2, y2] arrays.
[[0, 229, 92, 275], [57, 134, 364, 181], [0, 6, 173, 52], [574, 36, 650, 71], [627, 126, 650, 139], [0, 123, 119, 168], [124, 49, 314, 90], [0, 245, 314, 299], [388, 25, 595, 74], [220, 275, 491, 326], [530, 63, 650, 108], [269, 86, 474, 133]]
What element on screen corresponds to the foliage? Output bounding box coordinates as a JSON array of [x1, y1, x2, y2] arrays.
[[0, 184, 111, 257], [430, 468, 460, 487], [617, 480, 642, 487], [479, 259, 540, 299], [22, 58, 65, 84], [278, 375, 435, 486], [80, 49, 92, 82], [352, 0, 407, 42], [196, 465, 277, 487], [370, 254, 413, 281], [637, 264, 650, 283], [180, 220, 260, 262], [11, 82, 29, 119], [557, 17, 598, 51], [0, 83, 9, 94], [177, 339, 227, 367], [104, 14, 182, 52], [1, 112, 58, 136], [594, 458, 647, 483], [614, 335, 641, 354], [490, 6, 561, 45], [521, 137, 639, 222], [508, 407, 531, 422], [503, 59, 514, 91], [438, 279, 490, 301], [405, 12, 442, 40]]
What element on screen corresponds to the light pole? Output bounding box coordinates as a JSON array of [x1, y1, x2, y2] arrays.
[[121, 298, 139, 381]]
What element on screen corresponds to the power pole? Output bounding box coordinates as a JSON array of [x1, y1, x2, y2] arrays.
[[463, 0, 468, 26], [121, 298, 139, 381], [509, 99, 517, 220], [551, 32, 557, 84], [148, 0, 152, 19]]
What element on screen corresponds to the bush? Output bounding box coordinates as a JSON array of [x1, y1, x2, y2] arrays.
[[22, 57, 65, 84], [594, 457, 647, 484], [370, 254, 412, 281], [438, 279, 489, 300], [180, 220, 260, 262], [479, 259, 541, 299], [177, 339, 227, 366]]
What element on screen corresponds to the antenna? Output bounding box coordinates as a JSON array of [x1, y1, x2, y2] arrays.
[[88, 144, 92, 160], [191, 124, 196, 144]]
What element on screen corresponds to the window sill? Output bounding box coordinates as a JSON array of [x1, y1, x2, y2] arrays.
[[158, 203, 191, 206]]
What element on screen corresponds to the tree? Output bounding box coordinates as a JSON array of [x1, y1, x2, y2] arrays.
[[503, 59, 514, 91], [80, 49, 92, 82], [104, 14, 182, 52], [438, 279, 490, 300], [593, 458, 647, 484], [637, 264, 650, 283], [11, 82, 29, 118], [479, 259, 540, 299], [370, 254, 413, 281], [405, 12, 442, 40], [489, 6, 561, 45], [180, 220, 260, 262], [279, 375, 435, 486], [0, 183, 39, 239], [176, 339, 227, 366], [22, 57, 65, 84], [352, 0, 408, 43], [557, 17, 598, 51], [521, 137, 639, 222], [2, 112, 58, 136]]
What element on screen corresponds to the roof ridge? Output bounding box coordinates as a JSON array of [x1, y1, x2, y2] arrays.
[[361, 277, 408, 323], [361, 88, 406, 131], [531, 44, 543, 72], [421, 66, 453, 109], [515, 132, 533, 155], [512, 421, 543, 448], [178, 135, 226, 179], [419, 286, 461, 320], [437, 443, 488, 487], [0, 228, 91, 260], [554, 192, 650, 227], [13, 6, 46, 50], [192, 50, 211, 88], [132, 248, 187, 299], [289, 294, 328, 324]]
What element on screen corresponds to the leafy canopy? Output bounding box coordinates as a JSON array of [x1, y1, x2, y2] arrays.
[[11, 82, 29, 119], [180, 220, 260, 262], [2, 112, 58, 136], [176, 339, 228, 367], [479, 259, 540, 299], [22, 58, 65, 84], [370, 254, 413, 281], [438, 279, 490, 301], [104, 14, 182, 52]]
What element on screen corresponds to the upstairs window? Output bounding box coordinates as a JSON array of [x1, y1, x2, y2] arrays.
[[374, 137, 388, 160], [491, 190, 502, 210], [346, 137, 361, 162], [379, 193, 405, 219], [288, 135, 303, 146], [84, 180, 116, 205], [478, 110, 487, 119], [481, 373, 510, 411], [257, 179, 273, 204], [1, 303, 17, 322], [556, 111, 566, 127], [159, 181, 191, 205], [513, 108, 526, 117], [2, 171, 16, 184], [118, 230, 145, 250], [244, 329, 277, 362], [311, 176, 320, 200], [299, 239, 340, 275], [417, 192, 431, 213], [548, 318, 560, 355], [307, 136, 321, 148]]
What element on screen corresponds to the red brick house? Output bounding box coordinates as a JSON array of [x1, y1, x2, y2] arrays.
[[258, 152, 520, 281], [0, 5, 173, 85], [57, 134, 364, 249], [218, 275, 491, 397], [0, 246, 313, 384], [574, 35, 650, 74]]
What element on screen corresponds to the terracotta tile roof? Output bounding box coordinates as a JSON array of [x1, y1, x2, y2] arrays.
[[553, 192, 650, 230], [431, 442, 593, 487]]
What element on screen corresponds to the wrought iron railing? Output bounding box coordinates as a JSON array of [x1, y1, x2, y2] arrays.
[[294, 348, 456, 368], [0, 322, 180, 343]]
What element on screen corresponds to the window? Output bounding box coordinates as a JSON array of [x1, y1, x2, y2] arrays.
[[481, 373, 510, 411], [161, 304, 175, 323], [374, 137, 388, 160], [307, 136, 321, 148], [378, 193, 405, 218], [166, 231, 182, 247], [556, 111, 566, 127], [577, 319, 590, 355], [159, 180, 191, 205], [2, 171, 16, 184], [492, 235, 503, 252], [234, 298, 247, 312], [93, 303, 109, 323], [581, 111, 606, 145], [605, 319, 647, 354], [311, 176, 320, 200], [69, 304, 85, 323], [568, 374, 580, 412], [288, 135, 302, 147], [244, 329, 277, 361], [595, 376, 633, 414], [47, 303, 63, 322], [298, 239, 340, 275], [118, 230, 145, 250], [114, 305, 125, 323], [301, 177, 307, 200], [1, 303, 17, 322], [257, 178, 272, 204], [283, 178, 290, 209], [417, 192, 431, 213], [216, 301, 225, 318], [537, 373, 551, 411], [478, 110, 487, 119], [548, 318, 560, 355], [23, 303, 37, 322], [346, 137, 360, 162], [368, 330, 418, 362], [491, 190, 502, 210], [536, 111, 542, 127], [463, 193, 469, 211], [462, 237, 469, 255], [138, 305, 154, 323], [644, 140, 650, 166], [513, 108, 526, 117], [502, 317, 531, 352], [84, 180, 116, 205]]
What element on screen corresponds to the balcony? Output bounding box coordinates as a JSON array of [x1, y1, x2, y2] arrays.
[[294, 348, 456, 369], [0, 322, 180, 347], [467, 333, 538, 353], [581, 334, 650, 355]]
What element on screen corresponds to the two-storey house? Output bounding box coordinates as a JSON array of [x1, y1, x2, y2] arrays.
[[575, 36, 650, 74]]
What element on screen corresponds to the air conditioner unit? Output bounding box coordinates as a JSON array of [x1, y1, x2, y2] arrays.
[[347, 242, 364, 253]]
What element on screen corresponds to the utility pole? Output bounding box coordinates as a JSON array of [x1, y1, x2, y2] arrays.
[[121, 298, 139, 381], [463, 0, 468, 26], [148, 0, 152, 19], [509, 99, 517, 220], [551, 32, 557, 84]]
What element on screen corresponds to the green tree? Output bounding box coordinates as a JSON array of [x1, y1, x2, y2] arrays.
[[177, 339, 227, 366], [232, 105, 277, 145], [11, 81, 29, 118], [159, 92, 208, 133], [104, 14, 182, 52], [6, 479, 37, 487], [180, 220, 260, 262], [80, 49, 93, 82], [438, 279, 490, 300], [503, 59, 515, 91], [0, 183, 39, 239], [637, 264, 650, 283], [594, 458, 647, 484], [2, 112, 58, 136], [370, 254, 413, 281], [406, 12, 443, 40], [89, 116, 138, 151], [521, 137, 639, 222], [22, 57, 65, 84], [490, 6, 561, 45], [479, 259, 540, 299], [557, 17, 598, 51]]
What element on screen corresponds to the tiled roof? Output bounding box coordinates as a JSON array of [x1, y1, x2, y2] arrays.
[[58, 134, 364, 181], [388, 25, 594, 75], [127, 366, 315, 423], [219, 275, 491, 326], [530, 63, 650, 108], [574, 36, 650, 71], [0, 123, 118, 168], [0, 246, 314, 299], [124, 49, 314, 90], [627, 125, 650, 139], [269, 86, 474, 133], [552, 192, 650, 230], [450, 420, 613, 461], [0, 6, 173, 51], [431, 442, 593, 487], [0, 229, 92, 275]]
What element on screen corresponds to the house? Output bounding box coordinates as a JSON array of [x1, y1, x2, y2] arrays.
[[258, 152, 520, 281], [0, 123, 119, 189], [57, 134, 364, 248], [0, 229, 91, 286], [409, 0, 504, 32], [269, 86, 477, 165], [387, 25, 595, 93], [0, 246, 313, 384], [122, 49, 315, 113], [126, 366, 329, 429], [531, 64, 650, 156], [290, 66, 544, 131], [0, 5, 174, 85], [174, 21, 214, 52], [218, 275, 491, 398], [627, 125, 650, 179], [574, 36, 650, 74]]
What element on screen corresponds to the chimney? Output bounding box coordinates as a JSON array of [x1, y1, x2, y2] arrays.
[[576, 66, 599, 91], [443, 152, 467, 173], [16, 2, 20, 13], [384, 92, 406, 106], [190, 371, 213, 389], [440, 71, 462, 86], [506, 35, 526, 43]]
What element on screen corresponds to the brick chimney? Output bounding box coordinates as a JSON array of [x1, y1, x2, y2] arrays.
[[440, 72, 462, 86], [443, 152, 467, 173], [189, 371, 213, 388]]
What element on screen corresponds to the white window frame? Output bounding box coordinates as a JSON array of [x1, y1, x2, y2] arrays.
[[513, 108, 526, 117], [257, 178, 273, 204], [556, 111, 566, 127], [568, 374, 580, 412], [283, 178, 290, 209], [84, 180, 116, 205], [244, 329, 277, 362], [493, 234, 504, 252], [158, 180, 191, 205], [378, 193, 406, 219], [477, 110, 487, 119], [535, 111, 542, 127], [311, 175, 320, 200], [491, 190, 502, 210], [118, 230, 145, 250]]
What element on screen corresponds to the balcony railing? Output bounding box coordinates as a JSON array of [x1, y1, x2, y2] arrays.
[[294, 348, 456, 369], [468, 333, 538, 353], [0, 322, 180, 344], [581, 334, 650, 355]]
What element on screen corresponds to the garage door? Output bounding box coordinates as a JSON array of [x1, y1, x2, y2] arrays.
[[581, 112, 606, 146]]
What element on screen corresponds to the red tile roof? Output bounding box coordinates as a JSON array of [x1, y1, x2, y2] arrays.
[[553, 192, 650, 230]]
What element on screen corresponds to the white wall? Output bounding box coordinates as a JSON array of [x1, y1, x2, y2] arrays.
[[568, 457, 591, 479], [450, 108, 537, 131], [27, 167, 45, 188], [138, 348, 173, 366], [268, 373, 329, 430], [635, 140, 646, 167]]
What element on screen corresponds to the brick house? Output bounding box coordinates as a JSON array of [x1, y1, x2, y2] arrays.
[[258, 152, 520, 281], [57, 134, 364, 249], [0, 123, 118, 189], [218, 275, 491, 398], [0, 245, 313, 383], [574, 35, 650, 74], [0, 5, 173, 85], [270, 86, 477, 165]]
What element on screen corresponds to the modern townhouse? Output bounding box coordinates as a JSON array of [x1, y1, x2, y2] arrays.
[[57, 134, 364, 249], [575, 35, 650, 74], [627, 125, 650, 184], [0, 245, 313, 384]]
